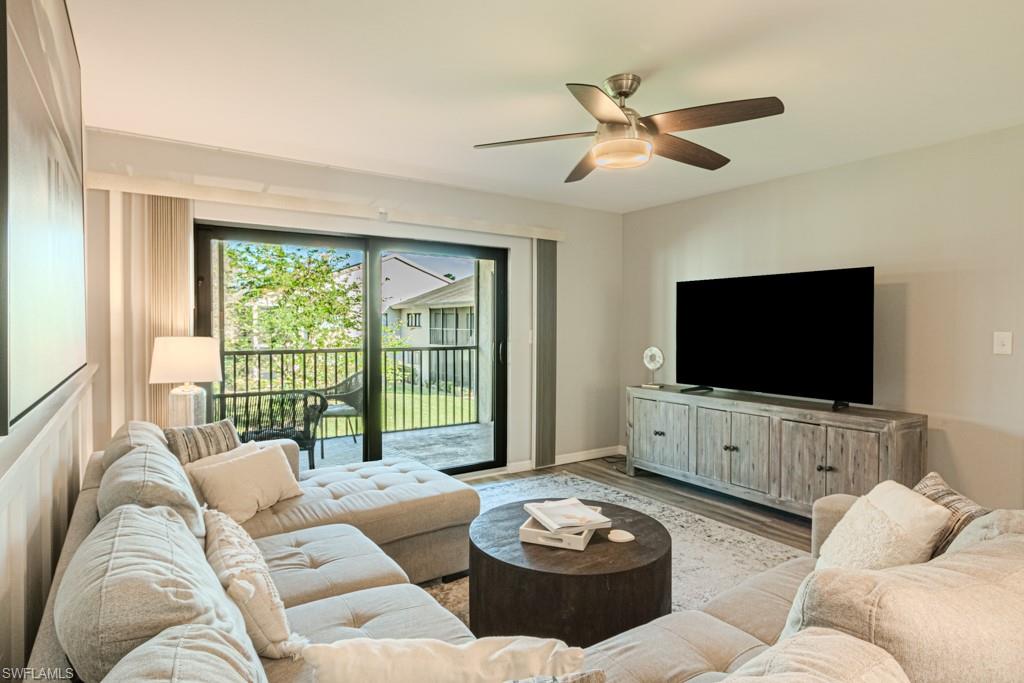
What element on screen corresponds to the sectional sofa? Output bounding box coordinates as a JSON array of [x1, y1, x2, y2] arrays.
[[27, 421, 1024, 681]]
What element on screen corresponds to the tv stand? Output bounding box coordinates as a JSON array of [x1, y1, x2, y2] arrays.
[[626, 385, 927, 517], [679, 385, 714, 394], [831, 400, 850, 412]]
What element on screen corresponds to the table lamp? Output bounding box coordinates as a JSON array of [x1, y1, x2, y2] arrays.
[[149, 336, 223, 427]]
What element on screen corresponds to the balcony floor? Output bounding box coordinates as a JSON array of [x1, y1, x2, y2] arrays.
[[302, 422, 494, 472]]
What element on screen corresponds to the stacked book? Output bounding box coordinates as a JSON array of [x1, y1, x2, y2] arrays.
[[518, 498, 611, 551]]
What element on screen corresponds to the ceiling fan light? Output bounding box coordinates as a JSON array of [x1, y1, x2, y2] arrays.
[[592, 137, 652, 169]]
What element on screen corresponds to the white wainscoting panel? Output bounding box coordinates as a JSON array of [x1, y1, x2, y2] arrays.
[[0, 367, 95, 669]]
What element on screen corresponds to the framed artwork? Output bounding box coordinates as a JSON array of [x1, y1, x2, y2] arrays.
[[1, 0, 86, 434]]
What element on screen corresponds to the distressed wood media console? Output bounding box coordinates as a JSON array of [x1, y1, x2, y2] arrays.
[[626, 386, 927, 517]]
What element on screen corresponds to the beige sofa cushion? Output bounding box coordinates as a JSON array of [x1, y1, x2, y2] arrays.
[[816, 481, 951, 570], [583, 611, 767, 683], [725, 627, 908, 682], [101, 623, 267, 683], [262, 583, 474, 682], [204, 509, 306, 659], [97, 445, 205, 537], [946, 509, 1024, 554], [101, 420, 168, 469], [256, 524, 408, 607], [782, 534, 1024, 683], [241, 459, 480, 543], [53, 505, 251, 682], [700, 556, 814, 645]]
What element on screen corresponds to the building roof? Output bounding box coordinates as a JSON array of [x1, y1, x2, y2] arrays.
[[392, 276, 475, 309]]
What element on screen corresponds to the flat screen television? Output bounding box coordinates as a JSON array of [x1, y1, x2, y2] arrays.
[[676, 267, 874, 405]]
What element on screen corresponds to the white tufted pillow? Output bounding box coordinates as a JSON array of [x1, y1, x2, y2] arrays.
[[816, 481, 951, 571]]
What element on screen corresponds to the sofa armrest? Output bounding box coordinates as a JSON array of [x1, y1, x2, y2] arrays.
[[257, 438, 301, 478], [811, 494, 857, 558]]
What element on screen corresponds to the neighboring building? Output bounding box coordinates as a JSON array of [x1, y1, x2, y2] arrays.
[[391, 276, 476, 347], [341, 254, 455, 332]]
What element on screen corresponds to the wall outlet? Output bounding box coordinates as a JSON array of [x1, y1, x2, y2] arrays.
[[993, 331, 1013, 355]]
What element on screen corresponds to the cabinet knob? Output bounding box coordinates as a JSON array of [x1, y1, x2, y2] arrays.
[[825, 465, 836, 472], [816, 464, 825, 472]]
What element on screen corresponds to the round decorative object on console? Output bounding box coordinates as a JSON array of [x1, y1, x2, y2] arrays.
[[642, 346, 664, 388]]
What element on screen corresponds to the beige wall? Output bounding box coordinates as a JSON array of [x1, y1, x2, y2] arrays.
[[86, 130, 625, 463], [621, 124, 1024, 507]]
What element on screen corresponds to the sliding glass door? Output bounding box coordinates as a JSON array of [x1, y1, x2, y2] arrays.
[[368, 240, 506, 473], [195, 226, 507, 474]]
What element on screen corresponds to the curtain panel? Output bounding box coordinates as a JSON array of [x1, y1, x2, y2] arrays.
[[109, 193, 194, 428]]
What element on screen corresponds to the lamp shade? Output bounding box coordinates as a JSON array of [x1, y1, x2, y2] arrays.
[[149, 336, 223, 384]]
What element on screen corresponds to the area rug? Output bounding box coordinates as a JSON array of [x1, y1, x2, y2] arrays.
[[423, 471, 807, 625]]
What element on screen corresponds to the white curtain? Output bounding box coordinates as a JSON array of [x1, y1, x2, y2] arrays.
[[109, 193, 194, 428]]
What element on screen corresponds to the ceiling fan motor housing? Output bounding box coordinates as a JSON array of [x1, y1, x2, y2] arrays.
[[604, 73, 643, 102]]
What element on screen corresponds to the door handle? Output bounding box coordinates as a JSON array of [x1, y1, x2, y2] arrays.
[[497, 341, 505, 365]]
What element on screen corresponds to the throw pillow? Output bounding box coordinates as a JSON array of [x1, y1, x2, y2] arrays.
[[724, 627, 909, 682], [185, 441, 262, 504], [165, 419, 242, 466], [98, 445, 205, 537], [946, 509, 1024, 554], [816, 480, 951, 570], [302, 636, 584, 683], [54, 505, 252, 682], [204, 508, 306, 659], [190, 443, 302, 523], [912, 471, 990, 555], [781, 534, 1024, 683], [101, 420, 168, 469], [186, 440, 262, 472], [102, 623, 266, 683]]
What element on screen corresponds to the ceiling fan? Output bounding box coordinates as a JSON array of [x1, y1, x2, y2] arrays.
[[474, 73, 784, 183]]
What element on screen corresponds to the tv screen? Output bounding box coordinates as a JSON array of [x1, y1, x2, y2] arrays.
[[676, 267, 874, 404]]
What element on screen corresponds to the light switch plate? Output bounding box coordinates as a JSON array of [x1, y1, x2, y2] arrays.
[[993, 331, 1013, 355]]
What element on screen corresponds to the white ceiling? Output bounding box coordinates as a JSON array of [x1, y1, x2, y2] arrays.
[[67, 0, 1024, 214]]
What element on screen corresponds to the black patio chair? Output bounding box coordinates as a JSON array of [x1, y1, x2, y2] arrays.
[[319, 372, 364, 459], [216, 389, 329, 471]]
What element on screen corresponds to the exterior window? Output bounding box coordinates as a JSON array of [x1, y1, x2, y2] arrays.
[[429, 307, 476, 346], [406, 312, 422, 327]]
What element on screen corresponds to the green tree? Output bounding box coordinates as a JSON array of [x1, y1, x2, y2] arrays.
[[223, 242, 404, 350]]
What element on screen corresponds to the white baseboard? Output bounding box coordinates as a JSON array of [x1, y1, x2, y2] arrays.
[[553, 445, 626, 466], [453, 448, 625, 482]]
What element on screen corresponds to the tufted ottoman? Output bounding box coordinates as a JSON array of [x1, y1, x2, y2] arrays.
[[241, 459, 481, 583]]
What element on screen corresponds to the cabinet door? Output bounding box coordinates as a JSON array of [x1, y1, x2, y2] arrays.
[[659, 401, 690, 472], [631, 398, 661, 464], [696, 407, 730, 481], [729, 412, 771, 492], [826, 427, 880, 496], [780, 421, 827, 505]]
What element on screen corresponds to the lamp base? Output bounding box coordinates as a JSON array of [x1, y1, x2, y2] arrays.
[[168, 383, 207, 427]]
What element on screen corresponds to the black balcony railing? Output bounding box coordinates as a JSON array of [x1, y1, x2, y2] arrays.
[[212, 346, 478, 438]]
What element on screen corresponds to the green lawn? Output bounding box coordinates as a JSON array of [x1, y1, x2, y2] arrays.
[[317, 390, 477, 438]]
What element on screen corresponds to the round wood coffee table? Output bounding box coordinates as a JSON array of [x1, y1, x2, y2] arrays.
[[469, 499, 671, 647]]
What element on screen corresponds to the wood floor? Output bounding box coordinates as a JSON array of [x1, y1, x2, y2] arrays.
[[469, 456, 811, 552]]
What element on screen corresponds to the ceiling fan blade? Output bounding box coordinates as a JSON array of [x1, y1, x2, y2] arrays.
[[566, 83, 630, 125], [641, 97, 784, 134], [474, 131, 595, 149], [564, 151, 596, 183], [653, 134, 730, 170]]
